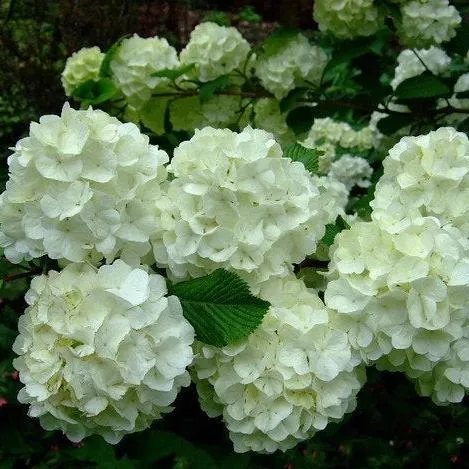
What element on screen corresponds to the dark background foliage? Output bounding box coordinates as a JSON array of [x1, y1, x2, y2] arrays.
[[1, 1, 469, 467]]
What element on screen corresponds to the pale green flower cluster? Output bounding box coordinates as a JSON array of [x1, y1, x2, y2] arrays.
[[180, 22, 251, 82], [151, 126, 347, 283], [0, 104, 169, 264], [13, 260, 194, 443], [61, 47, 104, 97], [328, 155, 373, 191], [255, 34, 328, 99], [193, 274, 364, 453], [313, 0, 383, 39], [398, 0, 461, 48]]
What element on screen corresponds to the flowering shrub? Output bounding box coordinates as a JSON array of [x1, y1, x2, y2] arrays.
[[1, 2, 469, 466]]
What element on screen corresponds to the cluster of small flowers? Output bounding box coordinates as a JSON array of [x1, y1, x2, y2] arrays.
[[391, 47, 451, 90], [325, 127, 469, 404], [328, 155, 373, 191], [13, 260, 195, 443], [193, 274, 364, 453]]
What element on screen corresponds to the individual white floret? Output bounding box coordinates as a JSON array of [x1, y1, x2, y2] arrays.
[[255, 34, 328, 99], [313, 0, 383, 39], [151, 127, 343, 283], [398, 0, 461, 48], [180, 22, 251, 82], [61, 47, 105, 97], [110, 34, 179, 109], [328, 155, 373, 191], [325, 218, 469, 368], [391, 47, 451, 90], [12, 260, 195, 444], [0, 103, 169, 264], [192, 274, 364, 453], [371, 127, 469, 236]]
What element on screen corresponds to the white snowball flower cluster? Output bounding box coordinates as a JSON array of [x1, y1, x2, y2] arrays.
[[151, 127, 344, 283], [110, 34, 179, 109], [193, 274, 364, 453], [391, 47, 451, 90], [12, 260, 195, 443], [325, 218, 469, 369], [398, 0, 461, 48], [169, 95, 242, 132], [180, 22, 251, 82], [0, 103, 169, 264], [328, 155, 373, 191], [371, 127, 469, 236], [61, 47, 105, 97], [255, 34, 328, 99], [313, 0, 383, 39]]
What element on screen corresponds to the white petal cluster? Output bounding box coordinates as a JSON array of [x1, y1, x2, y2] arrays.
[[110, 34, 179, 109], [371, 127, 469, 236], [255, 34, 328, 99], [313, 0, 383, 39], [180, 22, 251, 82], [169, 95, 243, 132], [12, 260, 195, 443], [0, 104, 168, 264], [325, 219, 469, 368], [448, 73, 469, 110], [151, 127, 345, 283], [193, 274, 364, 453], [61, 47, 104, 97], [328, 155, 373, 191], [398, 0, 461, 48], [391, 47, 451, 90]]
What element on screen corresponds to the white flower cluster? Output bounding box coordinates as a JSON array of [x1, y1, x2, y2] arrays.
[[61, 47, 104, 97], [0, 104, 169, 264], [447, 73, 469, 117], [180, 22, 251, 82], [255, 34, 328, 99], [391, 47, 451, 90], [193, 274, 364, 453], [371, 127, 469, 235], [151, 126, 346, 283], [313, 0, 383, 39], [13, 260, 195, 443], [398, 0, 461, 48], [110, 34, 179, 109], [328, 155, 373, 191]]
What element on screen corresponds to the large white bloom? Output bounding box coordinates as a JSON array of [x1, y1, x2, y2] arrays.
[[180, 22, 251, 82], [193, 274, 364, 453], [61, 47, 105, 97], [151, 127, 346, 283], [328, 155, 373, 191], [398, 0, 461, 48], [313, 0, 383, 39], [371, 127, 469, 236], [110, 34, 179, 108], [12, 260, 195, 443], [0, 104, 168, 264], [255, 34, 328, 99], [391, 47, 451, 90], [325, 219, 469, 370]]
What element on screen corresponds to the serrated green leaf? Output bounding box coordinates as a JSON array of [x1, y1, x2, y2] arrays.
[[100, 36, 127, 78], [168, 269, 270, 347], [321, 215, 350, 246], [394, 72, 450, 100], [283, 143, 320, 173], [139, 97, 171, 135], [199, 75, 231, 103], [151, 63, 195, 80], [71, 78, 118, 105]]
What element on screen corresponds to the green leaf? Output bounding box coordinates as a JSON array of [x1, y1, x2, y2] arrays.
[[285, 106, 314, 134], [100, 36, 127, 78], [279, 87, 311, 114], [71, 78, 118, 105], [394, 72, 451, 100], [258, 27, 299, 59], [283, 143, 320, 173], [455, 91, 469, 100], [376, 112, 414, 135], [139, 97, 171, 135], [446, 22, 469, 56], [151, 63, 195, 80], [321, 215, 350, 246], [199, 75, 231, 103], [168, 269, 270, 347]]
